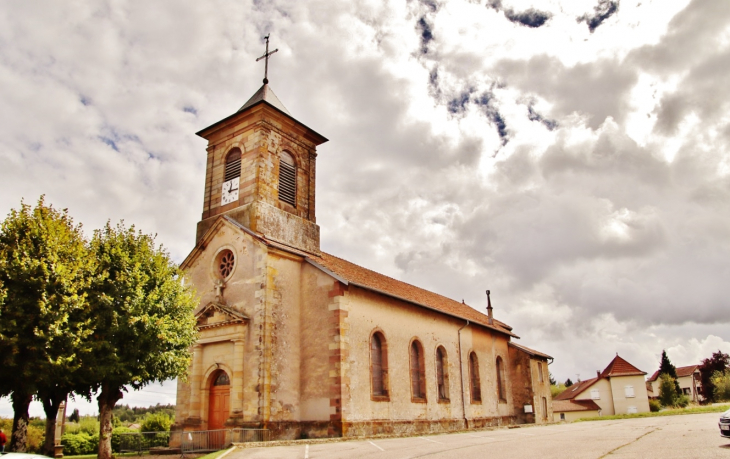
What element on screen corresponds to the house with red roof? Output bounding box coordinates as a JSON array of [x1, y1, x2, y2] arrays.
[[646, 365, 702, 402], [173, 79, 554, 440], [553, 355, 650, 421]]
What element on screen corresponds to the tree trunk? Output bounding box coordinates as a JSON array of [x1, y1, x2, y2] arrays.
[[97, 383, 123, 459], [10, 390, 32, 452], [40, 390, 68, 457]]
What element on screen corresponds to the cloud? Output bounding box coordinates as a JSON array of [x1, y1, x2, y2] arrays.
[[578, 0, 620, 33], [1, 0, 728, 397]]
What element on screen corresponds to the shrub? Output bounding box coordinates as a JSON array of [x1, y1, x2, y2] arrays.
[[141, 412, 173, 432], [659, 373, 681, 407], [675, 394, 690, 408], [61, 432, 99, 456], [712, 370, 730, 402], [111, 426, 134, 452], [649, 399, 661, 412]]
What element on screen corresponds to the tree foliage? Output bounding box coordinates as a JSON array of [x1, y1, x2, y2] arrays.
[[86, 222, 197, 459], [0, 197, 94, 453], [699, 350, 730, 403], [564, 378, 573, 387], [658, 373, 680, 407], [711, 370, 730, 402], [657, 350, 681, 394]]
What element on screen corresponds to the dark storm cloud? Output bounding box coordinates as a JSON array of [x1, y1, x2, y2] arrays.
[[504, 9, 552, 28], [487, 0, 552, 28], [417, 16, 434, 54], [527, 103, 557, 131], [475, 92, 508, 145], [579, 0, 619, 33]]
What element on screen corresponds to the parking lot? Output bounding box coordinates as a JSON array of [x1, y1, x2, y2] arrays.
[[230, 412, 730, 458]]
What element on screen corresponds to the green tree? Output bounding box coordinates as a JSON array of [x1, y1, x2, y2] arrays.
[[86, 222, 197, 459], [699, 350, 730, 403], [658, 350, 681, 394], [0, 197, 94, 453], [564, 378, 573, 387], [711, 370, 730, 402], [658, 373, 680, 407]]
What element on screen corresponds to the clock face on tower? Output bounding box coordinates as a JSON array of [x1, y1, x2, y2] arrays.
[[221, 178, 239, 205]]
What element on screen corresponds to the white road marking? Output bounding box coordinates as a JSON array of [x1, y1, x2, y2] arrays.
[[418, 436, 444, 444], [369, 441, 385, 451], [304, 444, 309, 459], [467, 434, 496, 440]]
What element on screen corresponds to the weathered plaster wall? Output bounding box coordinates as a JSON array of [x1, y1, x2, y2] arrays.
[[609, 375, 650, 414], [575, 379, 614, 415], [341, 286, 517, 436], [530, 359, 552, 423], [175, 224, 268, 429]]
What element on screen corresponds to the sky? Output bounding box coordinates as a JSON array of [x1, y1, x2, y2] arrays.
[[2, 0, 730, 417]]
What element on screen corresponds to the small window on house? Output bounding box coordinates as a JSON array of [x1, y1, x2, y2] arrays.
[[625, 385, 635, 398], [278, 151, 296, 207], [560, 413, 565, 421], [436, 346, 449, 401], [370, 332, 388, 399], [541, 397, 548, 420], [469, 352, 481, 403], [590, 389, 600, 400], [627, 406, 637, 414], [224, 148, 242, 182], [410, 340, 426, 401], [496, 356, 507, 401], [538, 361, 544, 383]]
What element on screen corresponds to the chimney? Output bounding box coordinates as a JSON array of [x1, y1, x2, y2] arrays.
[[486, 290, 494, 325], [597, 370, 601, 378]]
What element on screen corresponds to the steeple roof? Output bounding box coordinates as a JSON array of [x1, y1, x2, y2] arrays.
[[238, 84, 290, 115]]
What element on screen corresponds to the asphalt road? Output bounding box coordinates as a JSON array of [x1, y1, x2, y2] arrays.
[[229, 412, 730, 459]]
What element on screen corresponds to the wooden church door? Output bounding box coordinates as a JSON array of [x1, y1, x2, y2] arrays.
[[209, 371, 230, 430]]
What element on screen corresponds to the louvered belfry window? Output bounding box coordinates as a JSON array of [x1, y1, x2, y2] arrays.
[[225, 148, 241, 182], [278, 151, 296, 207]]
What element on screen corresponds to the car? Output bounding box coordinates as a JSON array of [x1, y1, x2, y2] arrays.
[[0, 454, 52, 459], [719, 408, 730, 438]]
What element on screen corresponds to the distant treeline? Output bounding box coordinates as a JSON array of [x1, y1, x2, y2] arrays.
[[111, 403, 175, 423]]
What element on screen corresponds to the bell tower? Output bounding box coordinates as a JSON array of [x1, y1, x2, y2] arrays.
[[195, 39, 327, 254]]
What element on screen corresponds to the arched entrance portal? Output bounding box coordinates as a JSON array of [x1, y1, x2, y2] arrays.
[[208, 370, 230, 430]]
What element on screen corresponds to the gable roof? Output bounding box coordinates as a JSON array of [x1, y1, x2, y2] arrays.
[[647, 364, 700, 382], [311, 252, 517, 338], [508, 342, 553, 360], [600, 355, 646, 378], [186, 215, 518, 338], [553, 399, 601, 413], [553, 377, 600, 401]]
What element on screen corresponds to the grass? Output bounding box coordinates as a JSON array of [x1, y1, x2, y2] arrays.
[[577, 404, 730, 422], [63, 449, 229, 459]]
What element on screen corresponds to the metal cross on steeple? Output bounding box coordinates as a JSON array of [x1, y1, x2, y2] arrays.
[[256, 34, 278, 84]]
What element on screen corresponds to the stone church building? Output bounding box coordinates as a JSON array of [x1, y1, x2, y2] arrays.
[[173, 81, 553, 439]]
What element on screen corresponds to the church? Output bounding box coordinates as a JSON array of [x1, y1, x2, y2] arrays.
[[173, 43, 553, 439]]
